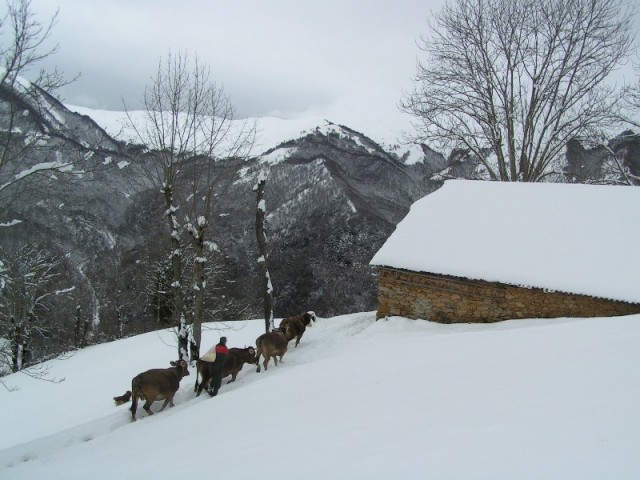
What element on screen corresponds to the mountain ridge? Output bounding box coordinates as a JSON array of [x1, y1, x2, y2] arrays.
[[1, 88, 638, 361]]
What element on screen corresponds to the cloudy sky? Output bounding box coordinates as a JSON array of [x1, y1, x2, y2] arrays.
[[25, 0, 640, 141], [26, 0, 446, 139]]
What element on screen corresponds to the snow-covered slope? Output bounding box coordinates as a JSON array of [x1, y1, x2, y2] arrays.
[[66, 104, 433, 164], [66, 105, 329, 155], [1, 312, 639, 479]]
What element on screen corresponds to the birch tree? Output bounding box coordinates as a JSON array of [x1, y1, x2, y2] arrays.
[[402, 0, 635, 182], [127, 51, 255, 361]]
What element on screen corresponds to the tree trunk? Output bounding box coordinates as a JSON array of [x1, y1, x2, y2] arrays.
[[115, 286, 125, 339], [117, 304, 124, 339], [178, 313, 189, 362], [81, 317, 90, 348], [20, 312, 33, 367], [163, 185, 189, 362], [74, 305, 81, 348], [10, 317, 21, 373], [254, 173, 274, 333], [190, 223, 206, 361]]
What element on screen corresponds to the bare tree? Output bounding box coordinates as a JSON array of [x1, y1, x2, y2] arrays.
[[402, 0, 635, 182], [0, 0, 79, 215], [0, 2, 115, 361], [620, 64, 640, 129], [143, 255, 174, 326], [254, 171, 274, 333], [126, 51, 255, 361], [596, 132, 640, 185], [0, 244, 74, 373]]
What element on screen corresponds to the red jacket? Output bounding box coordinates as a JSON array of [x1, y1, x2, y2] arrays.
[[213, 343, 229, 365]]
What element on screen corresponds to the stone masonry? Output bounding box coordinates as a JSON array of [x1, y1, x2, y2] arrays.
[[376, 267, 640, 323]]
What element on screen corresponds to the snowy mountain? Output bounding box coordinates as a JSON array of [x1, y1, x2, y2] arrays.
[[1, 90, 451, 349], [2, 84, 638, 355]]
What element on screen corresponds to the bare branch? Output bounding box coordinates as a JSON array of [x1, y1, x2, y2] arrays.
[[402, 0, 635, 181], [125, 51, 256, 359]]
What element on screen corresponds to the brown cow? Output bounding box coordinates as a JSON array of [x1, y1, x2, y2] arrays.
[[194, 346, 257, 397], [277, 311, 316, 347], [115, 359, 190, 421], [255, 330, 288, 372]]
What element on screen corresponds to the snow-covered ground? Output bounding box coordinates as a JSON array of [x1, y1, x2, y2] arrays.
[[1, 312, 639, 479]]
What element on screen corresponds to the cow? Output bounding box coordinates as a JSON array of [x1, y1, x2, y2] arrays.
[[277, 311, 316, 347], [194, 346, 257, 397], [114, 359, 190, 421], [255, 330, 288, 372]]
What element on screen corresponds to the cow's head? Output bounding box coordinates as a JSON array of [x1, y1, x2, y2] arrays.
[[170, 359, 190, 376], [304, 311, 317, 326], [245, 346, 258, 363]]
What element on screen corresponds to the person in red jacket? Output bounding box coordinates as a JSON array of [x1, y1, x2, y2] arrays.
[[207, 336, 229, 397]]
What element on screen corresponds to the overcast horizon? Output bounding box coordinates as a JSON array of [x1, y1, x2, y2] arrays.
[[25, 0, 444, 141], [23, 0, 640, 141]]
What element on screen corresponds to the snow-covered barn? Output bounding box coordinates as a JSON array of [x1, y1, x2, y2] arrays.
[[370, 180, 640, 323]]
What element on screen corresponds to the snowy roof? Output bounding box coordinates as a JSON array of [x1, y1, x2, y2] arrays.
[[370, 180, 640, 304]]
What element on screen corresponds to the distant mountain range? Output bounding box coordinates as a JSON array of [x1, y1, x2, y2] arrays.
[[2, 84, 638, 345]]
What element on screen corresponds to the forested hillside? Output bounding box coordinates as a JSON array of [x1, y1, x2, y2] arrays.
[[1, 77, 639, 373]]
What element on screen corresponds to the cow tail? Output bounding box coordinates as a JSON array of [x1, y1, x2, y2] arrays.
[[130, 378, 140, 420], [255, 338, 263, 372]]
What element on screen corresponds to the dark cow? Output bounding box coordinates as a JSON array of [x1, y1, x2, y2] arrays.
[[255, 330, 288, 372], [115, 359, 190, 421], [277, 311, 316, 347], [194, 346, 257, 397]]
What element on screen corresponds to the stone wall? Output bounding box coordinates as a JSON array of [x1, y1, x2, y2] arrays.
[[376, 267, 640, 323]]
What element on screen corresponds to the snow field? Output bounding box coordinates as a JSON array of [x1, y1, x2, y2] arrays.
[[0, 312, 639, 479]]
